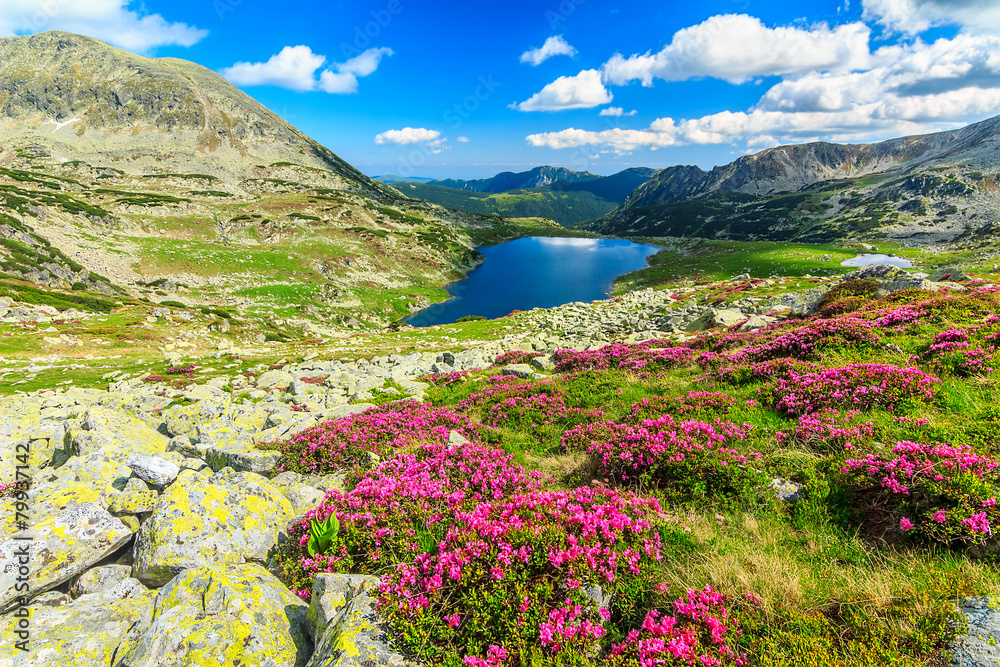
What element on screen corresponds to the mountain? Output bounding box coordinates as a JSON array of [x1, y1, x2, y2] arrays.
[[429, 166, 601, 193], [596, 116, 1000, 244], [374, 175, 435, 184], [401, 167, 659, 226], [0, 31, 562, 332], [0, 31, 394, 197]]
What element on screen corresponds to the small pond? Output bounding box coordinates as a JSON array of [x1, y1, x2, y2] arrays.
[[404, 236, 660, 327], [840, 253, 913, 269]]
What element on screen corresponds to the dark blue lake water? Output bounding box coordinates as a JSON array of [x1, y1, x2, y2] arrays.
[[404, 236, 660, 327]]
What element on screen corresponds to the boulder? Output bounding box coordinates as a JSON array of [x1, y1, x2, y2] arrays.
[[501, 363, 534, 379], [257, 370, 295, 390], [127, 455, 180, 487], [0, 503, 133, 611], [203, 443, 283, 477], [108, 478, 158, 515], [271, 472, 327, 516], [132, 467, 295, 587], [1, 576, 155, 666], [306, 573, 380, 641], [950, 597, 1000, 665], [162, 395, 231, 437], [308, 588, 419, 667], [69, 563, 134, 597], [114, 564, 312, 667], [837, 264, 930, 295], [711, 309, 746, 328]]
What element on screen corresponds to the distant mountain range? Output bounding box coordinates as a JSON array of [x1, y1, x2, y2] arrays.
[[394, 166, 660, 225], [594, 116, 1000, 245]]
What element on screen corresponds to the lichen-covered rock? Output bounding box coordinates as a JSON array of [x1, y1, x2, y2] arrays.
[[501, 363, 534, 379], [69, 563, 133, 597], [133, 467, 295, 586], [115, 564, 312, 667], [0, 502, 133, 611], [271, 472, 327, 516], [930, 266, 969, 282], [109, 478, 158, 515], [711, 308, 746, 328], [162, 395, 231, 437], [0, 577, 155, 667], [307, 590, 419, 667], [838, 264, 931, 295], [950, 597, 1000, 666], [306, 573, 380, 641], [127, 455, 180, 487], [257, 370, 294, 390], [204, 443, 283, 476]]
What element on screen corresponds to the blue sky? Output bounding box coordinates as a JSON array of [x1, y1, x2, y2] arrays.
[[4, 0, 1000, 178]]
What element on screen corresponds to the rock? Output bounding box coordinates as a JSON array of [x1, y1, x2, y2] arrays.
[[0, 502, 133, 611], [732, 273, 751, 281], [448, 430, 471, 446], [306, 573, 381, 641], [739, 315, 777, 331], [257, 370, 294, 390], [271, 472, 327, 515], [711, 309, 746, 328], [127, 455, 180, 487], [501, 363, 534, 379], [204, 443, 284, 477], [133, 467, 295, 587], [771, 478, 804, 503], [115, 564, 312, 667], [69, 563, 134, 597], [950, 597, 1000, 666], [838, 264, 929, 295], [929, 266, 969, 282], [308, 589, 419, 667], [108, 478, 158, 515], [1, 578, 156, 666], [162, 396, 231, 437], [529, 355, 556, 372]]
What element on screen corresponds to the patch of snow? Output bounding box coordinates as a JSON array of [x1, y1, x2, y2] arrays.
[[44, 118, 81, 132]]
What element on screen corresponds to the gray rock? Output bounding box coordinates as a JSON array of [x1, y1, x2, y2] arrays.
[[115, 564, 312, 667], [308, 590, 419, 667], [127, 455, 180, 487], [529, 355, 556, 371], [930, 266, 969, 282], [257, 369, 295, 390], [501, 363, 534, 379], [132, 467, 295, 587], [771, 478, 804, 503], [69, 563, 134, 597], [712, 309, 746, 328], [108, 477, 158, 515], [307, 573, 381, 641], [204, 443, 283, 477], [950, 597, 1000, 666], [0, 502, 133, 611]]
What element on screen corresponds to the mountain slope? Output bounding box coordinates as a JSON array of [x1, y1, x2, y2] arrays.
[[0, 31, 395, 196], [599, 116, 1000, 244], [0, 31, 567, 332]]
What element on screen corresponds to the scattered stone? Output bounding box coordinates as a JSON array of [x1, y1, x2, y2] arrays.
[[127, 455, 180, 487], [950, 597, 1000, 666], [501, 363, 534, 379], [69, 563, 134, 597], [771, 478, 804, 503]]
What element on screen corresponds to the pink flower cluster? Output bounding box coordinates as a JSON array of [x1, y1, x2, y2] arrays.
[[767, 364, 939, 416], [552, 341, 697, 373], [607, 587, 750, 667], [923, 327, 996, 376], [271, 400, 488, 473], [842, 441, 1000, 545], [626, 392, 737, 422], [456, 376, 603, 431], [562, 414, 757, 485], [775, 409, 874, 452]]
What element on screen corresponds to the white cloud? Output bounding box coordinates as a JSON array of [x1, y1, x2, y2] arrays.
[[520, 35, 577, 66], [599, 106, 637, 117], [601, 14, 871, 86], [0, 0, 206, 53], [511, 69, 612, 112], [375, 127, 441, 146], [528, 32, 1000, 151], [862, 0, 1000, 35], [221, 46, 392, 94], [456, 136, 471, 142]]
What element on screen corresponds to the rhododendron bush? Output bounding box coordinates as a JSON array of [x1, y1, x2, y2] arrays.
[[552, 341, 697, 373], [764, 364, 938, 416], [840, 441, 1000, 549]]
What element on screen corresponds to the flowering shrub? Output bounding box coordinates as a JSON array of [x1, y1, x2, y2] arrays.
[[493, 350, 544, 366], [456, 377, 603, 434], [923, 328, 996, 376], [562, 415, 765, 506], [840, 441, 1000, 548], [166, 363, 198, 374], [703, 356, 820, 385], [626, 392, 737, 423], [274, 439, 549, 596], [552, 341, 697, 373], [262, 400, 488, 474], [0, 479, 28, 499], [765, 364, 939, 416], [775, 410, 875, 453], [378, 486, 666, 665], [607, 587, 750, 667]]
